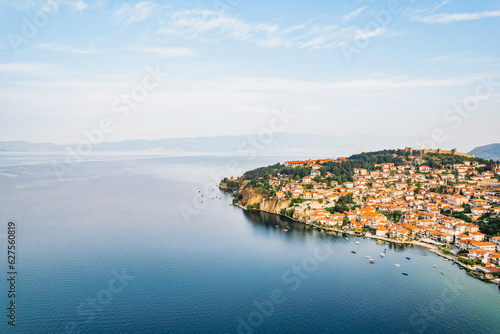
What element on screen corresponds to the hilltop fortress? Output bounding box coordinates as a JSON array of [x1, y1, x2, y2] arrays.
[[404, 147, 474, 159]]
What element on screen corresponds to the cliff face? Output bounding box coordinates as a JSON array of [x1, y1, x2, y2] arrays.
[[240, 187, 308, 221]]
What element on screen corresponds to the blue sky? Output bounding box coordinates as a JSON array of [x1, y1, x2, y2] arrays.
[[0, 0, 499, 151]]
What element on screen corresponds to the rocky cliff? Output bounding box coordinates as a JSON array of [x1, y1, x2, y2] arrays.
[[240, 187, 309, 222]]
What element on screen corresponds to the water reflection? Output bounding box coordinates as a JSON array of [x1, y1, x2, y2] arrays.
[[243, 210, 350, 242]]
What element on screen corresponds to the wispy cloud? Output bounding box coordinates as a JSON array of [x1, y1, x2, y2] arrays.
[[430, 0, 451, 13], [68, 0, 88, 14], [158, 9, 388, 50], [0, 62, 59, 74], [342, 6, 367, 22], [37, 43, 98, 54], [413, 10, 500, 24], [113, 1, 157, 24], [124, 46, 197, 57]]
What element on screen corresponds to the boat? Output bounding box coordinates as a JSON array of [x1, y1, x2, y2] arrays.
[[356, 241, 360, 244], [406, 257, 411, 260], [441, 271, 445, 275], [443, 259, 449, 261], [380, 253, 385, 257], [394, 264, 400, 267], [283, 229, 289, 232], [402, 272, 408, 276], [351, 251, 356, 254], [370, 259, 376, 264], [433, 265, 436, 268], [346, 238, 349, 240], [365, 256, 371, 259]]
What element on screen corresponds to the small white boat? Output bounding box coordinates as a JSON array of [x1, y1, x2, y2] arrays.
[[433, 265, 436, 268], [365, 256, 371, 259], [283, 228, 289, 232], [380, 253, 385, 257], [394, 264, 400, 267], [356, 241, 360, 244], [370, 259, 376, 264], [346, 237, 349, 240]]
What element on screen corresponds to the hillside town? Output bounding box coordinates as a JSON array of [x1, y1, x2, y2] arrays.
[[229, 148, 500, 273]]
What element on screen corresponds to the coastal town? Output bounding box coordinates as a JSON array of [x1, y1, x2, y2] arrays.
[[222, 148, 500, 281]]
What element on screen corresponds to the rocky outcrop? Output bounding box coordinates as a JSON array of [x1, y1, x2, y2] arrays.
[[240, 187, 308, 221]]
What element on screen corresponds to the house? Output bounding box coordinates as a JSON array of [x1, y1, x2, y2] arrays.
[[469, 241, 496, 252], [447, 194, 468, 206], [490, 236, 500, 251], [440, 233, 453, 244], [468, 248, 489, 262], [419, 165, 431, 173], [376, 227, 388, 237], [303, 176, 312, 184], [469, 231, 486, 242], [489, 253, 500, 265]]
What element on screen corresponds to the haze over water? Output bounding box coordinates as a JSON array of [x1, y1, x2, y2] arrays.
[[0, 154, 499, 333]]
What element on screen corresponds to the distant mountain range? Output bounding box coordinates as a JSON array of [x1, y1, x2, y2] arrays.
[[1, 135, 499, 161], [0, 133, 421, 157], [468, 143, 500, 161]]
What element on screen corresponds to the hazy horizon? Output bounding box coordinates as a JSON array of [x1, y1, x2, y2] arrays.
[[1, 0, 500, 149]]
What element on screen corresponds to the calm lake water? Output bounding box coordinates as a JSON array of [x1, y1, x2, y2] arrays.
[[0, 153, 499, 333]]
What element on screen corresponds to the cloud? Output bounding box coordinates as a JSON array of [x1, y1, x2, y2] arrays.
[[413, 10, 500, 24], [113, 1, 157, 24], [68, 0, 88, 13], [430, 0, 450, 13], [37, 43, 98, 54], [158, 9, 388, 50], [0, 62, 58, 74], [342, 6, 367, 22], [124, 46, 197, 57]]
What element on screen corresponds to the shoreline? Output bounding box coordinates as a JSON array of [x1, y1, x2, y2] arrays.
[[235, 204, 499, 285]]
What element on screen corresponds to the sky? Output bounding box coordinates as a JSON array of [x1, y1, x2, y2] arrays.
[[0, 0, 499, 151]]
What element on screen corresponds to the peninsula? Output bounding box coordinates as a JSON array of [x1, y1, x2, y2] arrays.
[[220, 148, 500, 283]]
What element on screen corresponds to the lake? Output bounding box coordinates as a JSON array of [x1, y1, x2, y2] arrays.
[[0, 153, 499, 333]]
